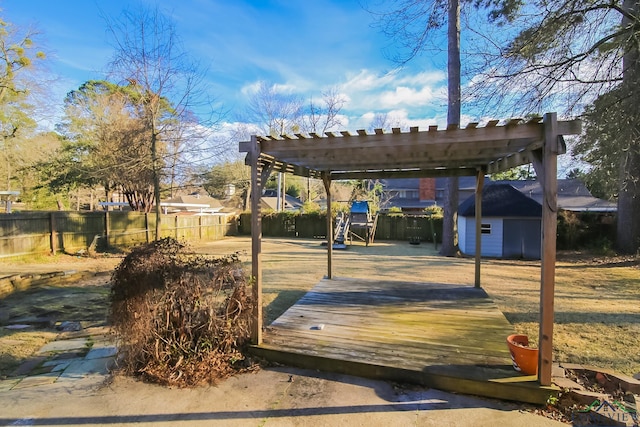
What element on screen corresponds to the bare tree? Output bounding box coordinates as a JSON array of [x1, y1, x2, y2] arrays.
[[105, 6, 218, 239], [245, 81, 303, 136], [301, 87, 346, 134], [367, 112, 408, 132]]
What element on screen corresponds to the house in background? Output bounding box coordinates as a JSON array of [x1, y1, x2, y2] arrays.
[[490, 179, 617, 212], [161, 193, 223, 215], [379, 178, 438, 213], [382, 177, 616, 214], [261, 189, 304, 212], [458, 184, 543, 259]]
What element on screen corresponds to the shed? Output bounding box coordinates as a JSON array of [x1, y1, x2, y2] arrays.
[[458, 184, 543, 259]]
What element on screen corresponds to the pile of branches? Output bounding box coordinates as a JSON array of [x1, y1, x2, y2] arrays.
[[109, 238, 255, 387]]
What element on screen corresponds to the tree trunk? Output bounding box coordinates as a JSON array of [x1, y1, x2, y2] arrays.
[[152, 128, 162, 240], [617, 149, 640, 253], [440, 0, 461, 257], [617, 0, 640, 254]]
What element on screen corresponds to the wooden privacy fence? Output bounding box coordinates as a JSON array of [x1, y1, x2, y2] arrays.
[[0, 211, 237, 258], [239, 212, 443, 243]]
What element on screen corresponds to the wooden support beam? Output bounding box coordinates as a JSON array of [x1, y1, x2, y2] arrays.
[[474, 169, 484, 288], [538, 113, 559, 386], [330, 168, 478, 181], [487, 150, 535, 175], [250, 135, 263, 345], [261, 159, 274, 183], [322, 172, 333, 279]]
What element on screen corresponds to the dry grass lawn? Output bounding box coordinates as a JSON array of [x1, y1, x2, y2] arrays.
[[1, 236, 638, 379], [193, 237, 640, 377]]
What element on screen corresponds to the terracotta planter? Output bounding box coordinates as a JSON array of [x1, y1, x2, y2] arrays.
[[506, 334, 539, 376]]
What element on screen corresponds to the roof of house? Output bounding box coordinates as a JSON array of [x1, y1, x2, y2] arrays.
[[380, 178, 421, 190], [260, 190, 304, 211], [380, 177, 616, 212], [492, 179, 617, 212], [164, 194, 222, 209], [458, 184, 542, 217]]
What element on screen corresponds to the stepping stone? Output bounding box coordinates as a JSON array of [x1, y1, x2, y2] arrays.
[[12, 356, 48, 376], [4, 324, 32, 330], [85, 346, 117, 360], [42, 357, 84, 368], [37, 338, 88, 354], [57, 357, 115, 380], [57, 321, 82, 332]]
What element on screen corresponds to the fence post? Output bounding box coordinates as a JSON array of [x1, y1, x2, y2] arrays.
[[104, 211, 110, 249], [175, 215, 179, 239], [145, 213, 150, 243], [50, 212, 57, 255], [198, 215, 203, 240]]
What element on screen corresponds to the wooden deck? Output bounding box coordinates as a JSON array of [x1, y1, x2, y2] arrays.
[[250, 277, 558, 404]]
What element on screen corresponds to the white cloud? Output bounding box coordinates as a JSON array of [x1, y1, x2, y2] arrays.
[[342, 69, 397, 91], [240, 80, 299, 96], [338, 68, 447, 115], [396, 71, 446, 86], [379, 86, 437, 108]]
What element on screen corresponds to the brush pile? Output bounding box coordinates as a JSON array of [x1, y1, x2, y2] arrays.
[[109, 238, 254, 386]]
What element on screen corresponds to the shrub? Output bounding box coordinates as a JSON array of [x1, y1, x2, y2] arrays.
[[387, 206, 403, 217], [424, 205, 444, 218], [109, 237, 254, 387]]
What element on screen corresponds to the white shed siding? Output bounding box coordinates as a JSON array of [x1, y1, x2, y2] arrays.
[[458, 216, 468, 253], [457, 217, 504, 257]]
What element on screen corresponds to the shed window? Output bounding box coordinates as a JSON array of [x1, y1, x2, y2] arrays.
[[481, 223, 491, 234]]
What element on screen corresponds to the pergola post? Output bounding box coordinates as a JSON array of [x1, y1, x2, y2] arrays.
[[535, 112, 559, 386], [322, 172, 333, 279], [474, 168, 484, 288], [250, 135, 264, 345]]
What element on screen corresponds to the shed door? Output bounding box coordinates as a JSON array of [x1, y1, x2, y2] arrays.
[[502, 219, 541, 259]]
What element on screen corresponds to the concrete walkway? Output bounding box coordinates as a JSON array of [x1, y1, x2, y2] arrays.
[[0, 327, 568, 427], [0, 326, 116, 393]]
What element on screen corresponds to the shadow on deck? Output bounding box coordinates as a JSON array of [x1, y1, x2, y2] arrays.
[[250, 277, 558, 405]]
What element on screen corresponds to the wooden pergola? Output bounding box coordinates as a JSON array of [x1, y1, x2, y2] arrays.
[[239, 112, 581, 386]]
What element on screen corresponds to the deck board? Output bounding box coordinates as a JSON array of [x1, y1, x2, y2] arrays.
[[252, 277, 558, 404]]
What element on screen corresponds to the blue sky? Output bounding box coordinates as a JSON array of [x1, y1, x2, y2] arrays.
[[3, 0, 456, 136]]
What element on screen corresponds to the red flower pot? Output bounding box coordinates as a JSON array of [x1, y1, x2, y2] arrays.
[[506, 334, 539, 376]]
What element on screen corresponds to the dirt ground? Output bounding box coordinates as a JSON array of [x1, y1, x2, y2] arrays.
[[0, 237, 638, 425]]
